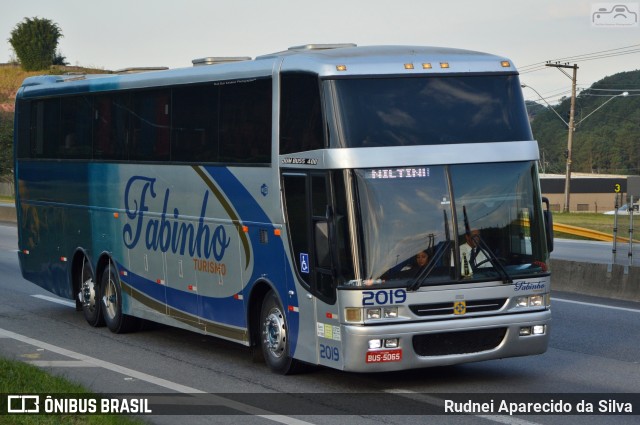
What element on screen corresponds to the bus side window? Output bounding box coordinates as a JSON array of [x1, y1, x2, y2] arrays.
[[219, 78, 272, 164], [130, 90, 170, 162], [280, 72, 324, 154], [171, 84, 219, 163]]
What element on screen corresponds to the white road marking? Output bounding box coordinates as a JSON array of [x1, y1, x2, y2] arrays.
[[0, 327, 314, 425], [26, 360, 94, 367], [553, 297, 640, 314], [31, 294, 76, 308]]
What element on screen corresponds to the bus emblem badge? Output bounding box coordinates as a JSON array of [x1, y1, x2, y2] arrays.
[[453, 301, 466, 315]]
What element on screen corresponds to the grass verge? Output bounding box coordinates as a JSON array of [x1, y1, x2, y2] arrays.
[[0, 358, 146, 425]]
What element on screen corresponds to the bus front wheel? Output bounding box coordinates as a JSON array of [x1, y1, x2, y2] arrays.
[[260, 290, 300, 374], [101, 264, 139, 333]]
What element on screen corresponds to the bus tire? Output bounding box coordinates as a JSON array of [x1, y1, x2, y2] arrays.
[[260, 290, 301, 374], [79, 258, 104, 327], [101, 264, 139, 334]]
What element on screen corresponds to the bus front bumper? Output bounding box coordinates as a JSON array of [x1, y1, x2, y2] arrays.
[[340, 310, 551, 372]]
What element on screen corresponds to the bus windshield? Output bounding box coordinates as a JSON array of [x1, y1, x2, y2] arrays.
[[326, 74, 532, 147], [351, 162, 549, 287]]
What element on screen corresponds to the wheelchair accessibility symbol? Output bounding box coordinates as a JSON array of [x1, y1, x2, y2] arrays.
[[300, 253, 309, 274]]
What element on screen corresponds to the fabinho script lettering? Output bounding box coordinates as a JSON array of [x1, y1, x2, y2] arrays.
[[123, 176, 231, 261]]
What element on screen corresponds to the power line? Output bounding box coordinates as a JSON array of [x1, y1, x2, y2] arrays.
[[518, 44, 640, 75]]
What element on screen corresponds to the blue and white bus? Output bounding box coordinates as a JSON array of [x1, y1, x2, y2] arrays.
[[14, 44, 553, 373]]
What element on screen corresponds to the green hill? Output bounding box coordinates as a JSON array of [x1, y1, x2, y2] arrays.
[[528, 69, 640, 175]]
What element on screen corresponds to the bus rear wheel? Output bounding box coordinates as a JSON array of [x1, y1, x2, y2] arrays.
[[101, 264, 139, 333], [79, 258, 104, 327], [260, 290, 303, 374]]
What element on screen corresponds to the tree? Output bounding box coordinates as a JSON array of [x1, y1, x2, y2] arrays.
[[8, 17, 63, 71]]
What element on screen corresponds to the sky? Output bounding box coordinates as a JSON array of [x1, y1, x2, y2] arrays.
[[2, 0, 639, 104]]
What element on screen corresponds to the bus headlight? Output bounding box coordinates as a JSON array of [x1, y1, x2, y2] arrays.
[[383, 307, 398, 318], [367, 308, 381, 320], [516, 294, 549, 308]]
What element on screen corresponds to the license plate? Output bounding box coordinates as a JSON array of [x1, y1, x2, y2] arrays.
[[365, 349, 402, 363]]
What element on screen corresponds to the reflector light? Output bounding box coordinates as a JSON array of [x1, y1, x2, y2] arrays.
[[113, 212, 119, 219], [242, 226, 249, 233], [274, 228, 281, 236], [60, 257, 68, 262]]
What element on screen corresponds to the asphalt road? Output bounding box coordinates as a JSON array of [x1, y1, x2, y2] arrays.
[[552, 238, 640, 267], [0, 223, 639, 425]]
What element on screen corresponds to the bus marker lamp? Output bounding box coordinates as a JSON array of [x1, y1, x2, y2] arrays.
[[404, 63, 414, 70], [501, 61, 511, 68], [113, 212, 119, 219], [336, 65, 347, 71], [422, 63, 432, 69], [440, 62, 450, 69]]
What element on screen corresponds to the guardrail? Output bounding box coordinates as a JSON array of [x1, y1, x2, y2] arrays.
[[552, 222, 632, 242]]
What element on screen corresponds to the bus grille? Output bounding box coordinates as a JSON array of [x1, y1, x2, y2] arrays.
[[409, 298, 507, 317], [412, 328, 507, 356]]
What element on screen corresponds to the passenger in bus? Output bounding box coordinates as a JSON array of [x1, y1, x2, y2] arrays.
[[396, 249, 431, 278]]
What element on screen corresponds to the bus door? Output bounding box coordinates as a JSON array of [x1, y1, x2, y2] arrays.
[[282, 172, 343, 368]]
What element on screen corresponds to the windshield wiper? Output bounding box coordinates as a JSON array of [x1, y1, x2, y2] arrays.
[[462, 206, 513, 284], [408, 210, 451, 291]]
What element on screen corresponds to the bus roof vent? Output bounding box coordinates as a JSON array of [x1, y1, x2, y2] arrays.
[[115, 67, 169, 74], [192, 57, 252, 66], [288, 43, 357, 51]]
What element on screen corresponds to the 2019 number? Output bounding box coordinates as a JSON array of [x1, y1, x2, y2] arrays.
[[362, 289, 407, 306]]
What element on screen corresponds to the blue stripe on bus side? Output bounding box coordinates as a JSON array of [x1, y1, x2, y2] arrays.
[[201, 166, 300, 355]]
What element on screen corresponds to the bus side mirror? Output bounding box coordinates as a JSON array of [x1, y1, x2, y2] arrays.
[[542, 197, 554, 253]]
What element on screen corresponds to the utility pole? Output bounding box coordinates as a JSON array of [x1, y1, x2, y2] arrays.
[[546, 62, 578, 213]]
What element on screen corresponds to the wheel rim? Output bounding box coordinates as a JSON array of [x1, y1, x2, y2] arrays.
[[102, 274, 118, 321], [263, 307, 286, 359], [81, 263, 97, 312]]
